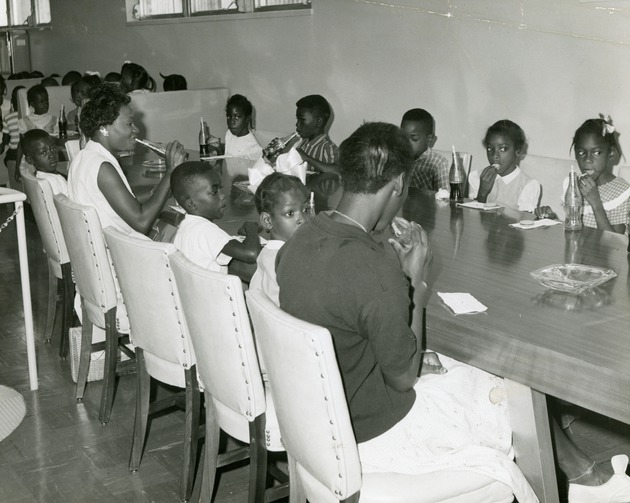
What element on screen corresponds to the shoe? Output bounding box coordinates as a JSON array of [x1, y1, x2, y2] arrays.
[[569, 455, 630, 503]]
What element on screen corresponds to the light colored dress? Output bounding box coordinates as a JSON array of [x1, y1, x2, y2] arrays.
[[225, 130, 263, 161], [68, 140, 137, 236], [249, 239, 283, 306], [469, 167, 540, 212]]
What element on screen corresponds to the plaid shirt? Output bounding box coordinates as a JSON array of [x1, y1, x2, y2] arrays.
[[298, 133, 338, 170], [410, 148, 450, 190], [581, 177, 630, 230]]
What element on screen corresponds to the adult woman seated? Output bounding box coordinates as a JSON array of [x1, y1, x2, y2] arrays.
[[68, 83, 186, 236]]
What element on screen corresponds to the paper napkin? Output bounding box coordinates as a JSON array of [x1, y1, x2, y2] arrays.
[[509, 218, 562, 230], [457, 201, 503, 211], [437, 292, 488, 315]]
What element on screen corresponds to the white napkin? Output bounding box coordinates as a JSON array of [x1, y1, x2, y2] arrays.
[[275, 148, 307, 183], [435, 188, 450, 201], [457, 201, 503, 211], [437, 292, 488, 315], [509, 218, 562, 230]]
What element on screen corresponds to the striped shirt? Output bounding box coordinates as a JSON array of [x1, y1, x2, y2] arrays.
[[2, 110, 20, 151], [410, 148, 450, 191], [298, 133, 338, 171]]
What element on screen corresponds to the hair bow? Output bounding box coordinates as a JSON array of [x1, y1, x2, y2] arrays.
[[599, 113, 615, 136]]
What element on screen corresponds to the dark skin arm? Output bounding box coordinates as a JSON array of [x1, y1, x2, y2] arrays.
[[475, 165, 499, 203], [220, 221, 261, 264], [296, 147, 339, 174], [227, 260, 257, 284], [98, 141, 187, 235], [579, 175, 626, 234]]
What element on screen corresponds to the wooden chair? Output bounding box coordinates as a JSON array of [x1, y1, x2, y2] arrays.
[[246, 290, 514, 503], [102, 228, 200, 502], [20, 166, 73, 357], [53, 194, 135, 424], [169, 252, 288, 503]]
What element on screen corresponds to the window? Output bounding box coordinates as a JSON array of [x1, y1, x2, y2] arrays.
[[0, 0, 51, 27], [130, 0, 310, 21]]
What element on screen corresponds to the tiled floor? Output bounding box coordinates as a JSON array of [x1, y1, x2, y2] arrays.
[[1, 203, 629, 503]]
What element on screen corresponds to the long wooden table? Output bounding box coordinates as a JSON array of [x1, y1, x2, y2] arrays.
[[403, 190, 630, 502], [120, 151, 630, 501]]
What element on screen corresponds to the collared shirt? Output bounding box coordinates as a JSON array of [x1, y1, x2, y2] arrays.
[[410, 148, 450, 191], [297, 132, 338, 170], [469, 167, 540, 212]]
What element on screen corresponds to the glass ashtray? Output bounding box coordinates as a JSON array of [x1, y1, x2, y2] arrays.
[[530, 263, 616, 294]]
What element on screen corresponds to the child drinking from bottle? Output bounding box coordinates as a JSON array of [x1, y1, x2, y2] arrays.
[[536, 116, 630, 234], [469, 120, 540, 212], [249, 172, 312, 305]]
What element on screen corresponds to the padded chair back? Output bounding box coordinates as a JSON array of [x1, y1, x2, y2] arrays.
[[21, 167, 69, 275], [18, 85, 74, 121], [169, 252, 266, 426], [65, 139, 80, 162], [246, 290, 362, 502], [129, 88, 229, 151], [53, 194, 118, 325], [6, 78, 41, 109], [103, 228, 194, 384]]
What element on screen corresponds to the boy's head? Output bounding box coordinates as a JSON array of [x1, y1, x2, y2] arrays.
[[171, 162, 225, 220], [104, 72, 122, 84], [226, 94, 253, 137], [27, 85, 49, 115], [400, 108, 436, 159], [295, 94, 331, 140], [72, 75, 100, 107], [161, 73, 187, 92], [41, 76, 59, 87], [62, 71, 82, 87], [22, 129, 58, 173], [255, 172, 311, 242]]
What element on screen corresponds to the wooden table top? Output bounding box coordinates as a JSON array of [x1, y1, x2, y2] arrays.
[[403, 190, 630, 424]]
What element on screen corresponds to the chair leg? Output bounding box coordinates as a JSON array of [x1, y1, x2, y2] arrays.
[[181, 368, 201, 502], [99, 309, 118, 425], [249, 414, 268, 503], [44, 267, 58, 344], [130, 348, 150, 472], [75, 302, 93, 402], [201, 391, 220, 503], [59, 263, 74, 358], [288, 454, 306, 503]]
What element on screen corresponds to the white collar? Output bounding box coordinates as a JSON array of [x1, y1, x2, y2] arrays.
[[499, 166, 521, 184]]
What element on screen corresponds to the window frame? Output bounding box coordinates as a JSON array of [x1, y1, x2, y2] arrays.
[[0, 0, 52, 29], [127, 0, 311, 24]]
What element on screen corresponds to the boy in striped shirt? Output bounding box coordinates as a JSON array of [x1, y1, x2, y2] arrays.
[[294, 94, 339, 174]]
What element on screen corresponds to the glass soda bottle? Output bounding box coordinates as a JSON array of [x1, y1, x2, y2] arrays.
[[58, 105, 67, 140], [449, 146, 465, 203], [564, 166, 583, 231], [199, 117, 210, 157], [263, 132, 298, 162]]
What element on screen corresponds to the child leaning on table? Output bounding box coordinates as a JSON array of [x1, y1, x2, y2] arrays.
[[22, 129, 67, 195], [171, 161, 261, 283], [536, 116, 630, 235], [18, 84, 57, 134], [469, 120, 540, 212], [249, 172, 312, 305], [400, 108, 450, 191]]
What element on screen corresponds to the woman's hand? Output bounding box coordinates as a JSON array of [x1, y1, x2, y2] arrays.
[[578, 175, 602, 207], [389, 220, 432, 287], [420, 352, 447, 376], [477, 165, 498, 201], [165, 141, 187, 173]]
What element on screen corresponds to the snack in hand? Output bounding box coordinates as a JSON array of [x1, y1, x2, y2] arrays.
[[391, 216, 414, 247]]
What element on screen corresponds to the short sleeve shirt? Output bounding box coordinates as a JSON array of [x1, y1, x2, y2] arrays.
[[276, 213, 417, 443], [411, 148, 450, 191], [173, 214, 232, 273]]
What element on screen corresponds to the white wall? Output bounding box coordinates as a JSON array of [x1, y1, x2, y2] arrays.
[[29, 0, 630, 169]]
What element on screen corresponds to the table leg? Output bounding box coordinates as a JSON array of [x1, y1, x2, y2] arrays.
[[505, 378, 559, 502], [15, 201, 38, 391]]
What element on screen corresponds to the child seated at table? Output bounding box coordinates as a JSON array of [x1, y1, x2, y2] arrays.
[[469, 120, 540, 212], [171, 161, 261, 282], [18, 85, 57, 134], [400, 108, 450, 191], [250, 172, 312, 305], [22, 129, 67, 195], [68, 74, 101, 133], [536, 116, 630, 234], [1, 86, 23, 189], [293, 94, 339, 174], [220, 94, 262, 161]]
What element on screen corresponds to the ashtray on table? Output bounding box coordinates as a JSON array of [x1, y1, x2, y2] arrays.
[[530, 263, 616, 294]]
